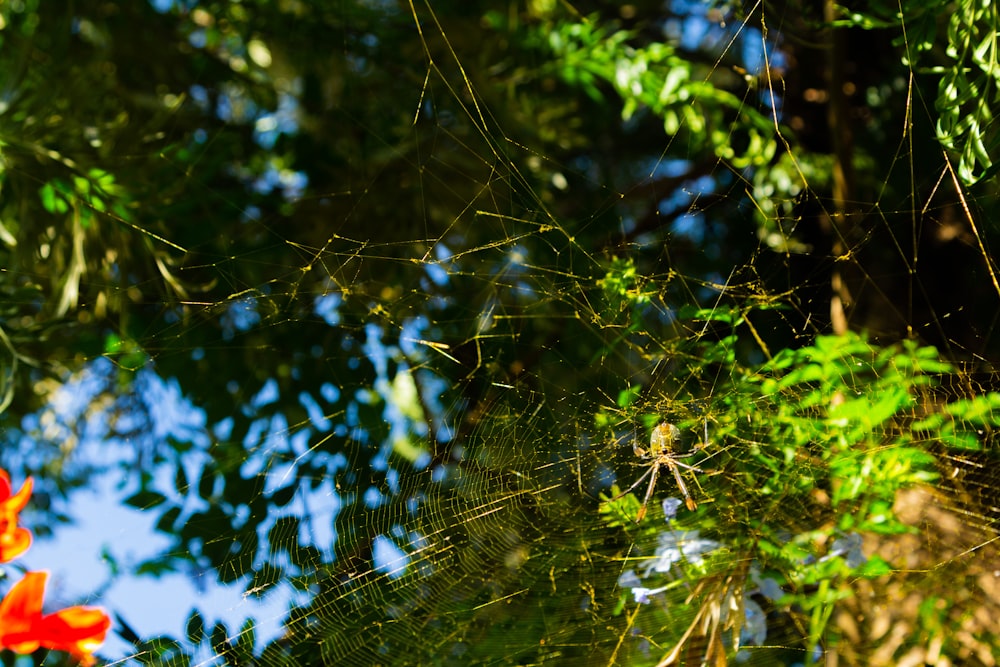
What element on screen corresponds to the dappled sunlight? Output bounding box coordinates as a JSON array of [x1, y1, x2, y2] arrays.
[[1, 1, 999, 665]]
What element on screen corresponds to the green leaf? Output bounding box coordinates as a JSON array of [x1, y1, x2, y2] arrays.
[[135, 556, 178, 578], [211, 622, 231, 657], [270, 482, 297, 507], [39, 181, 69, 214], [186, 609, 206, 645], [174, 465, 189, 495], [156, 505, 182, 533], [235, 618, 256, 662], [198, 467, 216, 499], [857, 555, 893, 577], [616, 385, 640, 408], [124, 490, 167, 509]]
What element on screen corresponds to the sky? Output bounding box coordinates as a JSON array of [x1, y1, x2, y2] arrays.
[[18, 332, 409, 664], [17, 366, 294, 664]]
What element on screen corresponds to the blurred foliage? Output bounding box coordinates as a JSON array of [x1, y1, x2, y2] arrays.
[[835, 0, 1000, 185], [0, 0, 999, 665]]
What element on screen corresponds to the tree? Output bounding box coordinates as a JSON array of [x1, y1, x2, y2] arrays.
[[1, 1, 999, 665]]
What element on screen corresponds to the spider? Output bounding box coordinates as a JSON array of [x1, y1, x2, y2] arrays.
[[611, 422, 704, 522]]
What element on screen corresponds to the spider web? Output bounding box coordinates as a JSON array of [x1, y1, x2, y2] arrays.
[[6, 1, 1000, 666]]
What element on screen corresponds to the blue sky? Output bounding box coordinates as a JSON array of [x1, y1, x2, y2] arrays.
[[16, 325, 414, 663], [13, 365, 296, 664]]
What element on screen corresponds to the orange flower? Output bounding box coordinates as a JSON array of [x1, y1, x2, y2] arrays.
[[0, 571, 111, 666], [0, 469, 32, 563]]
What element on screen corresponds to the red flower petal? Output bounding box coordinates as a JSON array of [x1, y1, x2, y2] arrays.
[[0, 469, 11, 499], [0, 571, 111, 666], [0, 526, 32, 562], [0, 571, 46, 651], [39, 607, 112, 665], [6, 476, 32, 513], [0, 474, 32, 564]]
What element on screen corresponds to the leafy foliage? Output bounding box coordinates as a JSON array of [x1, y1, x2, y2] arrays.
[[1, 1, 1000, 666], [838, 0, 1000, 185]]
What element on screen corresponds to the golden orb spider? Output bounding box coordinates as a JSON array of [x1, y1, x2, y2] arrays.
[[610, 422, 704, 522]]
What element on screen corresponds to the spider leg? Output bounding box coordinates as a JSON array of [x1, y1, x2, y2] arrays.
[[665, 457, 697, 511], [671, 459, 703, 473], [635, 462, 661, 523], [607, 465, 654, 501]]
